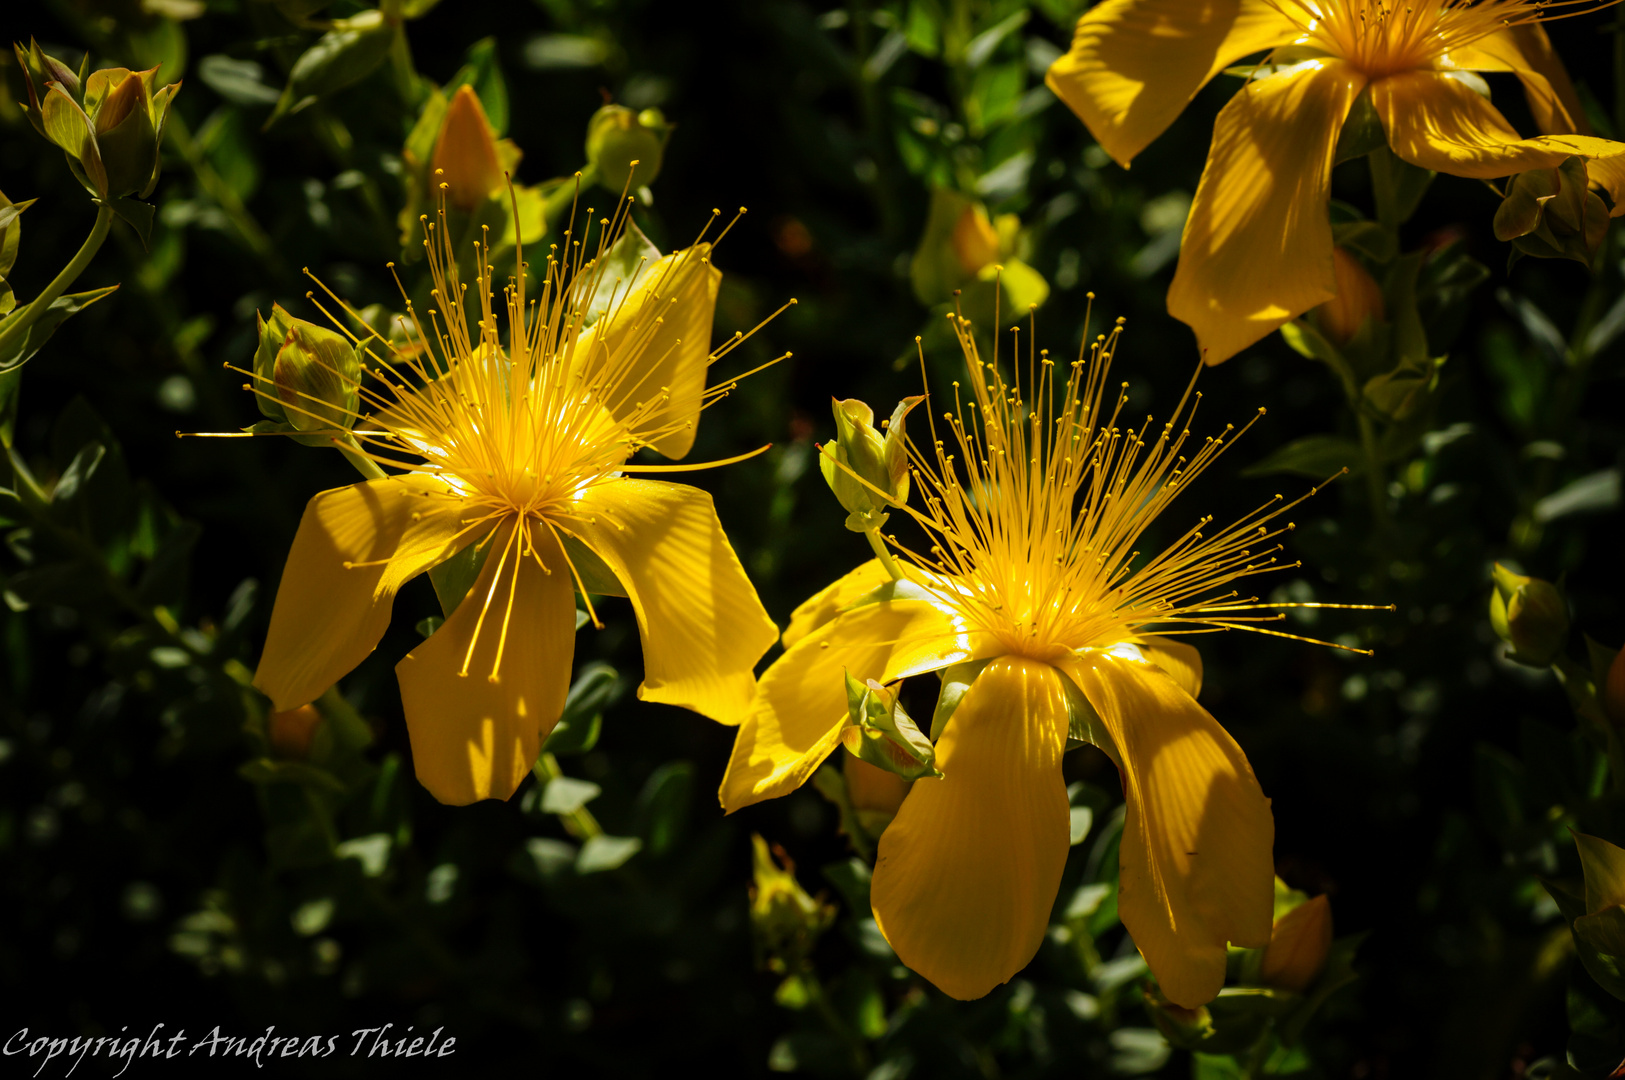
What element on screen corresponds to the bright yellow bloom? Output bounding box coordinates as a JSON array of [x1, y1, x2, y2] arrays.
[[722, 310, 1360, 1007], [1046, 0, 1625, 363], [251, 199, 779, 805]]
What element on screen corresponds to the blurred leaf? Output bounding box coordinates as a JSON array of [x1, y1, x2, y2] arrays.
[[445, 38, 509, 135], [335, 833, 391, 877], [269, 11, 399, 126], [108, 198, 155, 250], [964, 10, 1028, 69], [1534, 469, 1620, 523], [632, 762, 693, 856], [1496, 288, 1567, 366], [1243, 435, 1360, 480], [196, 56, 281, 106], [541, 776, 601, 814], [576, 834, 641, 874]]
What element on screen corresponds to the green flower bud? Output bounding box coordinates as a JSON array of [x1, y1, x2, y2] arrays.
[[748, 834, 836, 975], [1494, 155, 1610, 269], [1572, 831, 1625, 958], [840, 671, 939, 781], [11, 39, 82, 141], [0, 190, 38, 316], [1489, 563, 1569, 667], [585, 104, 670, 193], [252, 304, 362, 447], [820, 395, 922, 532]]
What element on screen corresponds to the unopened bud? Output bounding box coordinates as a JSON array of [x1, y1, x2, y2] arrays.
[[1606, 646, 1625, 728], [88, 67, 172, 199], [11, 38, 81, 138], [585, 104, 669, 193], [1495, 155, 1609, 268], [431, 85, 505, 211], [820, 395, 921, 532], [1490, 563, 1569, 667], [254, 305, 361, 446], [840, 671, 939, 781], [1314, 248, 1385, 345], [1260, 894, 1333, 992], [268, 704, 323, 759], [748, 834, 836, 974], [951, 202, 1000, 276], [1573, 832, 1625, 957]]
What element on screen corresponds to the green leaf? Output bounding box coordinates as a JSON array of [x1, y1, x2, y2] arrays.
[[576, 834, 641, 874], [196, 55, 282, 106], [108, 197, 155, 250], [427, 539, 487, 616], [1533, 468, 1620, 523], [560, 533, 628, 596], [821, 858, 873, 912], [1243, 434, 1360, 480], [963, 10, 1029, 68], [1331, 219, 1396, 263], [543, 661, 621, 756], [631, 761, 693, 856], [1333, 90, 1385, 165], [268, 10, 399, 127], [0, 285, 120, 373], [540, 775, 601, 815], [929, 658, 991, 739], [445, 37, 509, 135]]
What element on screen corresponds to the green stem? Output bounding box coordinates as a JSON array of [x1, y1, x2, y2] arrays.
[[799, 962, 871, 1074], [1355, 410, 1390, 533], [864, 526, 905, 581], [534, 751, 604, 840], [0, 204, 113, 358], [337, 438, 388, 481]]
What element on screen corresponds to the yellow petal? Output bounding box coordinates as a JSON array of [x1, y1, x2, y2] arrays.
[[720, 598, 994, 812], [781, 559, 890, 649], [1045, 0, 1298, 167], [576, 245, 720, 459], [1447, 25, 1589, 136], [1061, 648, 1274, 1009], [253, 476, 478, 713], [1168, 59, 1366, 365], [871, 657, 1070, 1000], [1372, 70, 1625, 214], [568, 478, 777, 725], [1139, 638, 1203, 698], [396, 520, 575, 805]]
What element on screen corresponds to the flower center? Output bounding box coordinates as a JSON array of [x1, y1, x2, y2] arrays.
[[1268, 0, 1562, 80]]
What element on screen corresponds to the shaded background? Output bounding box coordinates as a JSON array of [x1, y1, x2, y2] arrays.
[[2, 0, 1623, 1076]]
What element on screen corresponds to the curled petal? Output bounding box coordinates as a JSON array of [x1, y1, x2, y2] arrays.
[[569, 478, 777, 726], [781, 559, 890, 649], [872, 657, 1071, 1000], [1446, 25, 1588, 136], [1168, 59, 1365, 364], [253, 476, 480, 712], [1139, 638, 1203, 698], [396, 521, 575, 805], [1046, 0, 1298, 167], [720, 599, 995, 812], [1061, 650, 1274, 1009], [1373, 70, 1625, 213]]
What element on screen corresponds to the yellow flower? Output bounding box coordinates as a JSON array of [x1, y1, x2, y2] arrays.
[[721, 308, 1368, 1008], [250, 198, 780, 805], [1046, 0, 1625, 363]]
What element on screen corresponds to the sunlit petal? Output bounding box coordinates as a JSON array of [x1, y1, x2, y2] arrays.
[[720, 599, 997, 811], [396, 521, 576, 805], [570, 478, 777, 726], [1167, 59, 1366, 364], [871, 657, 1070, 1000], [1046, 0, 1299, 167], [781, 559, 890, 649], [1445, 25, 1589, 136], [1061, 649, 1274, 1009], [1373, 69, 1625, 212], [253, 475, 481, 712], [1139, 638, 1203, 698]]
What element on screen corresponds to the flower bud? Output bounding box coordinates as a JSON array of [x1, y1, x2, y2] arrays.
[[11, 39, 82, 140], [1314, 248, 1385, 345], [268, 704, 323, 760], [1606, 646, 1625, 728], [840, 671, 939, 781], [820, 395, 921, 532], [951, 202, 1001, 276], [0, 190, 37, 313], [748, 834, 836, 974], [1572, 831, 1625, 958], [1495, 155, 1609, 268], [253, 304, 362, 446], [431, 85, 505, 211], [1260, 894, 1333, 992], [1489, 563, 1569, 667], [585, 104, 670, 194]]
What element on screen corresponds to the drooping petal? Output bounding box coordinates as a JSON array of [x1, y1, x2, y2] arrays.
[[253, 475, 481, 713], [781, 559, 890, 649], [567, 478, 777, 726], [396, 520, 575, 805], [1447, 25, 1589, 136], [1167, 59, 1366, 364], [1060, 648, 1274, 1009], [1046, 0, 1298, 167], [871, 657, 1071, 1000], [1372, 70, 1625, 213], [575, 245, 720, 459], [720, 598, 996, 812], [1139, 638, 1203, 698]]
